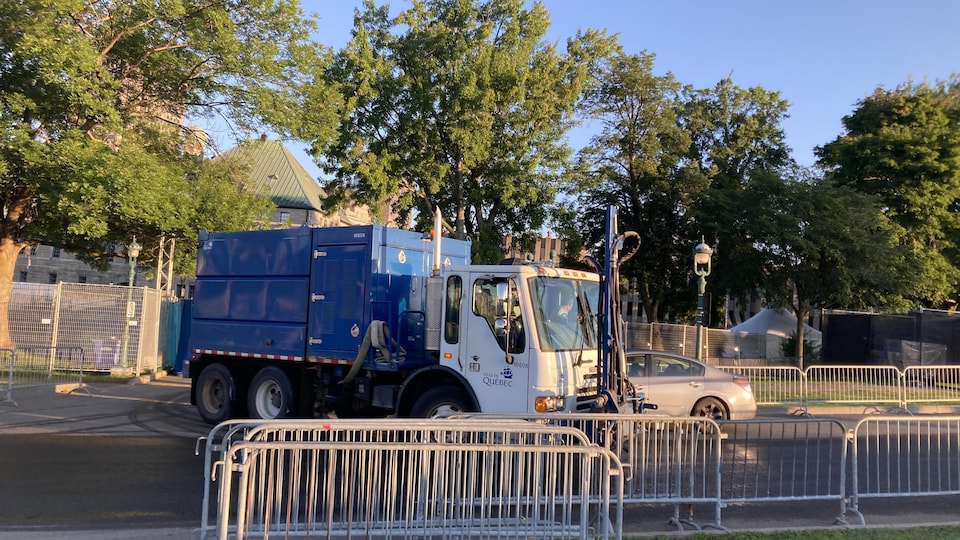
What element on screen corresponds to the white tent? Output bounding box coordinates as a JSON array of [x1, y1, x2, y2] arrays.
[[730, 307, 821, 339], [724, 308, 821, 363]]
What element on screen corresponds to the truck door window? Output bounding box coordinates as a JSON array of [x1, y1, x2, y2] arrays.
[[472, 278, 524, 353], [444, 276, 462, 344]]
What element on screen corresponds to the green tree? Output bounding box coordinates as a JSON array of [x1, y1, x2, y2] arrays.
[[816, 78, 960, 307], [682, 78, 794, 319], [311, 0, 616, 262], [0, 0, 325, 348], [573, 51, 702, 341], [747, 170, 907, 368]]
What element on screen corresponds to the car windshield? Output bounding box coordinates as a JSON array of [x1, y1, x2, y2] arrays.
[[529, 277, 598, 351]]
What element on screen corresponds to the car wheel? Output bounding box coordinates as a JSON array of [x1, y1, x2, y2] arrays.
[[693, 396, 728, 421], [196, 363, 239, 425], [247, 367, 296, 419]]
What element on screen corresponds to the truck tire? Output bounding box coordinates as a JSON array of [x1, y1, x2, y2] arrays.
[[410, 385, 472, 418], [196, 363, 239, 425], [248, 367, 296, 420]]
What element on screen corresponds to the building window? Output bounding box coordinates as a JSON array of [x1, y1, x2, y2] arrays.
[[52, 247, 61, 258], [279, 211, 291, 223], [19, 271, 27, 282], [78, 275, 87, 284], [48, 273, 57, 284], [30, 246, 37, 256]]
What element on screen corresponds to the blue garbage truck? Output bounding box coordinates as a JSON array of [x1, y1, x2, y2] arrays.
[[184, 208, 635, 424]]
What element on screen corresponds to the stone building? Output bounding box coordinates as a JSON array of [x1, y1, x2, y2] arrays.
[[218, 135, 373, 228]]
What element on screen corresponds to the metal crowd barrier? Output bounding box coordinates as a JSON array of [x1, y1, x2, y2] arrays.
[[0, 346, 90, 407], [804, 365, 904, 412], [216, 439, 622, 540], [717, 365, 960, 413], [197, 413, 960, 535], [454, 412, 725, 531], [847, 415, 960, 525], [716, 366, 804, 408], [901, 366, 960, 406], [716, 418, 851, 524], [198, 418, 622, 539]]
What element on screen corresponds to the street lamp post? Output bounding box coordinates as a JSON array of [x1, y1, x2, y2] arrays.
[[693, 237, 713, 361], [119, 237, 141, 369]]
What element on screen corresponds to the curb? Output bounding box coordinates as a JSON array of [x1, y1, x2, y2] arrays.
[[127, 369, 168, 385]]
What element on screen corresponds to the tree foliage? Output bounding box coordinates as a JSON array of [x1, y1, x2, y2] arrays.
[[573, 51, 702, 331], [682, 78, 794, 314], [817, 78, 960, 307], [311, 0, 616, 262], [747, 170, 907, 366], [0, 0, 326, 348]]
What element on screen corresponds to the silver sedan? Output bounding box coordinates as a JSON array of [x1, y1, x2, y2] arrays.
[[626, 350, 757, 420]]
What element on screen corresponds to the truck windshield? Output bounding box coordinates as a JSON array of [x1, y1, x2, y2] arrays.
[[529, 278, 598, 351]]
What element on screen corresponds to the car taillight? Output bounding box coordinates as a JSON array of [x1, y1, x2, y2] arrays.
[[734, 376, 752, 391]]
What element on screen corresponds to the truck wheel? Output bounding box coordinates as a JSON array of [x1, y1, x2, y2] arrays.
[[248, 367, 295, 420], [410, 385, 472, 418], [196, 363, 239, 425]]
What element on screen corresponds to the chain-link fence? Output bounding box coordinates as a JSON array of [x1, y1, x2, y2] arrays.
[[625, 321, 782, 365], [8, 282, 162, 375]]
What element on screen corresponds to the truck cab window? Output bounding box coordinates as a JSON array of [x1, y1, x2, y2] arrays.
[[444, 276, 462, 344], [531, 278, 597, 351], [472, 278, 524, 354]]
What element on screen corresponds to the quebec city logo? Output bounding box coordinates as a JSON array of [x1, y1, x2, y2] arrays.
[[501, 367, 513, 379]]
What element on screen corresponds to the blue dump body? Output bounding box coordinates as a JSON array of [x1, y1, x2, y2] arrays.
[[189, 225, 471, 369]]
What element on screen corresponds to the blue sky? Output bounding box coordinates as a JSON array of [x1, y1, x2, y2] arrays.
[[248, 0, 960, 175]]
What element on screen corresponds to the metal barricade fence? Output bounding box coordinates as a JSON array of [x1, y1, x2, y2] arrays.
[[0, 346, 90, 407], [0, 348, 13, 406], [716, 418, 851, 525], [847, 415, 960, 525], [198, 418, 618, 538], [901, 366, 960, 407], [217, 439, 622, 540], [804, 365, 904, 412], [717, 366, 804, 408], [455, 412, 724, 531], [202, 419, 622, 536]]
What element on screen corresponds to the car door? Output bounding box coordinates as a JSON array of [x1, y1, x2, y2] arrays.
[[646, 354, 704, 416]]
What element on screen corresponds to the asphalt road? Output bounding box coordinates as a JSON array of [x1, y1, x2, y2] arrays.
[[0, 376, 207, 539], [1, 375, 959, 539]]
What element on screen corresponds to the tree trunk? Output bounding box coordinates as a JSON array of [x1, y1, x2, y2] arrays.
[[643, 301, 663, 350], [794, 308, 807, 371], [0, 237, 25, 349]]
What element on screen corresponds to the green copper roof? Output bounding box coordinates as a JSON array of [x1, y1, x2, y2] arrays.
[[219, 137, 324, 210]]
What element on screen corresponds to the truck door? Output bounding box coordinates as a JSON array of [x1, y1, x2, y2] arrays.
[[307, 243, 370, 359], [457, 276, 530, 413]]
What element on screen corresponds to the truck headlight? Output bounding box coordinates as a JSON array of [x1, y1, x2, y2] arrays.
[[535, 396, 560, 413]]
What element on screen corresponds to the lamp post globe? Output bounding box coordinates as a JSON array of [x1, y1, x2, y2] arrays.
[[693, 238, 713, 361], [127, 237, 141, 287]]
